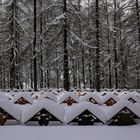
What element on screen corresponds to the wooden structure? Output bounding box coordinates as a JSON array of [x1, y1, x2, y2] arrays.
[[65, 102, 106, 125], [104, 98, 117, 106], [106, 101, 140, 126], [13, 93, 33, 105], [57, 92, 79, 106], [27, 108, 62, 126], [22, 99, 65, 125], [101, 94, 119, 106], [63, 97, 77, 106], [108, 107, 138, 125], [15, 97, 31, 105]]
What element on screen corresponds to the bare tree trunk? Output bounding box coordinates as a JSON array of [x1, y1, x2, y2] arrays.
[[9, 0, 18, 89], [71, 54, 77, 88], [63, 0, 70, 91], [33, 0, 38, 91], [135, 0, 140, 89], [95, 0, 101, 91], [106, 0, 112, 89], [55, 48, 60, 89], [87, 0, 92, 89], [47, 67, 50, 89], [30, 44, 33, 89], [39, 0, 43, 89], [113, 0, 118, 89]]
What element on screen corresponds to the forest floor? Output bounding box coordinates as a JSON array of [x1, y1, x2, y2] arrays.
[[0, 125, 140, 140]]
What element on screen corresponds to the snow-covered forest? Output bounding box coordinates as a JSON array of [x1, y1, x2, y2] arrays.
[[0, 0, 140, 91]]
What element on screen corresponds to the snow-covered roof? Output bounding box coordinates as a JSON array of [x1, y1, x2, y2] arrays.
[[57, 92, 79, 104], [0, 100, 22, 121], [79, 93, 101, 104], [22, 99, 65, 123], [101, 93, 120, 104], [38, 92, 57, 102], [30, 91, 44, 99], [106, 100, 140, 122], [65, 102, 106, 124], [12, 92, 34, 104], [0, 93, 9, 101], [51, 91, 59, 96], [120, 93, 140, 103]]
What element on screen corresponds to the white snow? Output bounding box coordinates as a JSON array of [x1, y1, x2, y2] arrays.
[[38, 92, 57, 102], [22, 99, 65, 123], [12, 92, 34, 104], [65, 102, 106, 124], [0, 100, 22, 121], [0, 93, 9, 101], [101, 93, 120, 104], [120, 93, 140, 103], [57, 92, 79, 104], [79, 92, 101, 104], [106, 100, 140, 121], [1, 125, 140, 140]]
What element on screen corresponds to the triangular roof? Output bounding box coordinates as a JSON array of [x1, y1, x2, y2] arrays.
[[79, 93, 101, 104], [120, 93, 140, 103], [57, 92, 79, 104], [101, 93, 120, 104], [38, 92, 57, 102], [22, 99, 65, 123], [0, 100, 22, 121], [106, 100, 140, 122], [65, 102, 106, 124], [12, 93, 34, 104]]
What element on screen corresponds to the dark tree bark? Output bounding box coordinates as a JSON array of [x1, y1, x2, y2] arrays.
[[33, 0, 38, 91], [78, 0, 85, 88], [39, 0, 43, 89], [113, 0, 118, 89], [87, 0, 92, 89], [9, 0, 18, 89], [55, 48, 60, 89], [135, 0, 140, 89], [63, 0, 70, 91], [95, 0, 101, 91], [106, 0, 112, 89]]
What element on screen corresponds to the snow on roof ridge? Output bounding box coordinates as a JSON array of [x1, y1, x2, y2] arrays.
[[22, 99, 65, 123], [106, 100, 140, 121], [101, 93, 120, 104], [79, 93, 101, 104], [12, 92, 34, 104], [0, 93, 9, 101], [38, 92, 57, 102], [65, 102, 106, 124], [57, 91, 79, 104], [120, 93, 140, 103], [0, 100, 22, 121]]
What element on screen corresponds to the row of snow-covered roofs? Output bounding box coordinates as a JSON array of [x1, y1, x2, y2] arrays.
[[0, 98, 140, 125], [0, 91, 140, 125], [0, 91, 140, 105]]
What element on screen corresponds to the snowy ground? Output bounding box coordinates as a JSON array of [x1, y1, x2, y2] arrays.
[[0, 125, 140, 140]]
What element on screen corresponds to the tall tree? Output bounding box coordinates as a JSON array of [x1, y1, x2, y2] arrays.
[[135, 0, 140, 89], [113, 0, 118, 89], [33, 0, 38, 91], [95, 0, 101, 91], [63, 0, 70, 91]]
